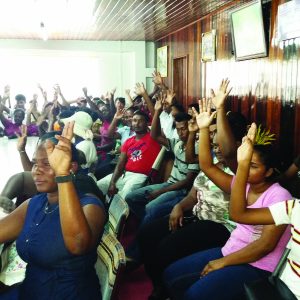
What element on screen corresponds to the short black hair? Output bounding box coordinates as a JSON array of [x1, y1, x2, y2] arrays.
[[174, 112, 192, 123], [227, 111, 247, 142], [13, 108, 25, 118], [188, 103, 199, 113], [115, 97, 126, 105], [15, 94, 26, 102], [133, 110, 149, 122], [171, 103, 185, 113]]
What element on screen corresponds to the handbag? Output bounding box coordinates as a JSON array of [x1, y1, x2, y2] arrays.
[[244, 248, 297, 300]]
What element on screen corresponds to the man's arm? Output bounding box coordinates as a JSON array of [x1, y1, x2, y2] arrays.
[[82, 87, 102, 116], [108, 152, 127, 196], [0, 102, 9, 126], [186, 118, 199, 163], [107, 109, 123, 139], [135, 83, 154, 116], [169, 186, 198, 231], [211, 79, 238, 172], [125, 89, 134, 108], [150, 96, 168, 147], [149, 171, 197, 200]]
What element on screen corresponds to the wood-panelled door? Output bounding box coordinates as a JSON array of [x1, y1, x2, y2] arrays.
[[173, 55, 188, 108]]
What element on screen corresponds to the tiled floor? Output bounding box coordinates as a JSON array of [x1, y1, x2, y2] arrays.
[[0, 136, 38, 192]]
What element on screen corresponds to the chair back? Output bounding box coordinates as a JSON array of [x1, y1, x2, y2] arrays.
[[105, 194, 129, 239], [95, 231, 126, 300]]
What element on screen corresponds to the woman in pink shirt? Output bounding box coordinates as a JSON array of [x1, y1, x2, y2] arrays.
[[163, 100, 291, 300]]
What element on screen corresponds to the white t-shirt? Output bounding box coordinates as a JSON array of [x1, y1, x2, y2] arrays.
[[270, 199, 300, 299], [159, 111, 179, 139]]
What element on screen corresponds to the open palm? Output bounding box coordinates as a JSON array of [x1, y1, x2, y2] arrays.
[[237, 123, 256, 163], [45, 121, 74, 176], [211, 79, 232, 109], [194, 98, 216, 129]]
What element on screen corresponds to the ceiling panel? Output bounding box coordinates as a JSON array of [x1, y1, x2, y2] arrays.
[[0, 0, 236, 41]]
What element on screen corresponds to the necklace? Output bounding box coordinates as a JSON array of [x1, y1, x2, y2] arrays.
[[44, 201, 59, 214]]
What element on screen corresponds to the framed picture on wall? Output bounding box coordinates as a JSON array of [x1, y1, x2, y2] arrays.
[[201, 30, 216, 62], [157, 45, 168, 77]]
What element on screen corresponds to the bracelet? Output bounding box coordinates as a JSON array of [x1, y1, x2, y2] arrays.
[[18, 150, 26, 153], [55, 173, 75, 183]]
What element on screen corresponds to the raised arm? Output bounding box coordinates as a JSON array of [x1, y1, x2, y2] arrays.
[[45, 121, 105, 255], [229, 123, 274, 225], [185, 116, 199, 163], [37, 83, 48, 107], [125, 89, 134, 108], [134, 82, 155, 116], [16, 125, 33, 171], [150, 94, 168, 147], [55, 84, 69, 107], [0, 102, 9, 125], [2, 85, 11, 109], [108, 87, 117, 116], [211, 79, 238, 171], [195, 99, 232, 194], [107, 108, 124, 139], [82, 87, 101, 115]]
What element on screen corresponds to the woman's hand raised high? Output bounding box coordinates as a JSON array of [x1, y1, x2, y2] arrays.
[[45, 121, 74, 176], [237, 123, 256, 164]]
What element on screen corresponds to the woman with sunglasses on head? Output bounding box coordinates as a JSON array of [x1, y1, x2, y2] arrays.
[[164, 99, 291, 300], [0, 122, 106, 300]]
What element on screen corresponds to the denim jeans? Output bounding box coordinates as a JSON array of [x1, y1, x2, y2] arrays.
[[164, 247, 270, 300], [125, 182, 186, 221], [125, 183, 186, 261]]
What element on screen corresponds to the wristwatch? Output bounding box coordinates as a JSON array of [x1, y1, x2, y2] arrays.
[[55, 173, 75, 183]]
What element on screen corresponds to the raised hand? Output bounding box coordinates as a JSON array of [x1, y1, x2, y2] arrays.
[[54, 84, 62, 95], [33, 93, 38, 101], [237, 123, 256, 164], [16, 125, 27, 152], [152, 70, 163, 85], [110, 87, 117, 96], [114, 108, 125, 120], [82, 87, 88, 97], [188, 118, 199, 132], [45, 121, 74, 176], [165, 89, 175, 105], [154, 92, 164, 111], [3, 85, 10, 98], [211, 78, 232, 110], [193, 98, 217, 129], [134, 82, 146, 96]]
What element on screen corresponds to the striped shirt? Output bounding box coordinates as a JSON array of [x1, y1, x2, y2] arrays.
[[166, 138, 199, 184], [270, 199, 300, 299]]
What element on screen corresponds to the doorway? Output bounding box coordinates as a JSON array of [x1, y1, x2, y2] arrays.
[[173, 55, 188, 108]]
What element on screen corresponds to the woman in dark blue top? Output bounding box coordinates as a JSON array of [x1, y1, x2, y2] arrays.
[[0, 121, 106, 299]]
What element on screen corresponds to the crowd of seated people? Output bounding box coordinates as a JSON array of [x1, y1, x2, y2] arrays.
[[0, 76, 299, 300]]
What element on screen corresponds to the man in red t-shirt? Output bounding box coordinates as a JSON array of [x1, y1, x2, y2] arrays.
[[97, 110, 161, 199]]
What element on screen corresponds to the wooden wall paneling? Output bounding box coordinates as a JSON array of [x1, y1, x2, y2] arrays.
[[156, 0, 300, 157]]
